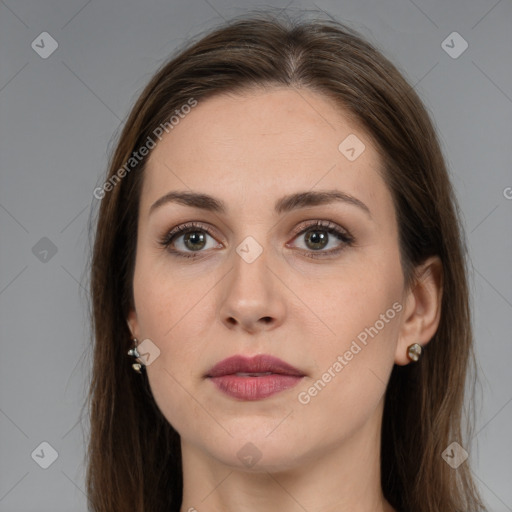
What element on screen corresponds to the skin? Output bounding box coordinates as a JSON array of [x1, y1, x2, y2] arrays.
[[127, 87, 443, 512]]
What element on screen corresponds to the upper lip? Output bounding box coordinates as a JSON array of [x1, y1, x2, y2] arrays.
[[206, 354, 305, 378]]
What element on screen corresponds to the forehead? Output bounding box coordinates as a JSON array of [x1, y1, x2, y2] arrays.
[[141, 87, 390, 221]]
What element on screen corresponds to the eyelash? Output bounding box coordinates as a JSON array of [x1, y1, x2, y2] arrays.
[[158, 220, 355, 260]]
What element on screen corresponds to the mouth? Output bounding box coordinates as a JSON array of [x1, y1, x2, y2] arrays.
[[206, 354, 305, 401]]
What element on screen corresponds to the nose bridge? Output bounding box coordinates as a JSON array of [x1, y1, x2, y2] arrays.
[[230, 231, 273, 300], [227, 205, 290, 289], [218, 227, 285, 331]]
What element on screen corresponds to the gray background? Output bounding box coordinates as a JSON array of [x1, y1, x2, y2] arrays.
[[1, 0, 511, 510]]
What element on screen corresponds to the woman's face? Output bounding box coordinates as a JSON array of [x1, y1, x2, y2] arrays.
[[128, 87, 411, 470]]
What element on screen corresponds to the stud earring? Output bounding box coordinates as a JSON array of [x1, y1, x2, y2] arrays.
[[407, 343, 422, 362], [127, 338, 144, 373]]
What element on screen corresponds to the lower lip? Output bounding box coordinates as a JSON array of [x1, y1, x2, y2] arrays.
[[208, 374, 304, 400]]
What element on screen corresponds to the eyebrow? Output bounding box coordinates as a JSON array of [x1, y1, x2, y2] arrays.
[[149, 189, 372, 219]]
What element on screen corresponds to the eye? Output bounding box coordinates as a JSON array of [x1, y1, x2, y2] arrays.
[[158, 221, 221, 259], [158, 220, 355, 260], [287, 220, 354, 259]]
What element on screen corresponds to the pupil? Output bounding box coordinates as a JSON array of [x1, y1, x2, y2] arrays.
[[184, 231, 206, 251], [306, 230, 328, 250]]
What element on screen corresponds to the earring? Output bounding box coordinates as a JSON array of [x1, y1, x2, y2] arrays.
[[407, 343, 422, 362], [127, 338, 144, 373]]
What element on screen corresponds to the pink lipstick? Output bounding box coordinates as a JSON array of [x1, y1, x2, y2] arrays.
[[206, 354, 305, 401]]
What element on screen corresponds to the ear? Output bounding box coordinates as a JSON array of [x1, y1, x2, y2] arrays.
[[395, 256, 443, 366], [127, 309, 140, 340]]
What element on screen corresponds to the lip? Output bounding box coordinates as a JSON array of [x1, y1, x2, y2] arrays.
[[206, 354, 305, 401]]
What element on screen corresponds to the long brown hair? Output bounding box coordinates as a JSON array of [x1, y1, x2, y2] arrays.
[[85, 10, 488, 512]]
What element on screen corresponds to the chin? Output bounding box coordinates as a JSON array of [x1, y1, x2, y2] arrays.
[[201, 430, 308, 472]]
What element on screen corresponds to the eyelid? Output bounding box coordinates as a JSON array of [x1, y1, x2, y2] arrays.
[[162, 221, 224, 244], [290, 219, 351, 239]]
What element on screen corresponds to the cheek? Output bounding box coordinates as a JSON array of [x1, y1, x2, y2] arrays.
[[132, 255, 217, 379], [147, 367, 208, 438], [295, 251, 403, 345], [134, 266, 210, 432], [133, 251, 211, 339], [293, 311, 400, 441], [292, 251, 403, 410]]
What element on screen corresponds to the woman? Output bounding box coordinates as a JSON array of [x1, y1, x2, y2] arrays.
[[86, 11, 488, 512]]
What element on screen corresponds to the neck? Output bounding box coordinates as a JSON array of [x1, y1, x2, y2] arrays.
[[179, 399, 395, 512]]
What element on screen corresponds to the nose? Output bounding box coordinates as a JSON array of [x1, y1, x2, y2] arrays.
[[218, 244, 286, 335]]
